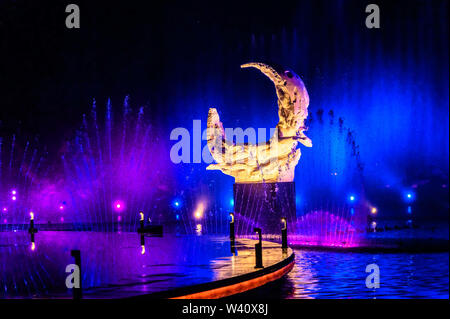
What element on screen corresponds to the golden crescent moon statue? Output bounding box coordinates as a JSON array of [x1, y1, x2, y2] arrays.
[[206, 62, 312, 183]]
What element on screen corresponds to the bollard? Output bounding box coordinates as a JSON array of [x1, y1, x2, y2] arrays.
[[28, 212, 37, 234], [30, 233, 35, 251], [140, 234, 146, 255], [139, 212, 145, 229], [253, 227, 263, 268], [71, 250, 82, 299], [229, 213, 235, 242], [230, 213, 236, 253], [281, 217, 288, 249]]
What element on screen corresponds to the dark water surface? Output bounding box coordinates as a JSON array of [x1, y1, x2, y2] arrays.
[[273, 250, 448, 299], [0, 231, 288, 298], [1, 231, 448, 299]]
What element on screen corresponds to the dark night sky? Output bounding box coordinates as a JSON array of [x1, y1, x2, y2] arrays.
[[2, 0, 446, 148], [0, 1, 303, 143], [0, 1, 448, 208]]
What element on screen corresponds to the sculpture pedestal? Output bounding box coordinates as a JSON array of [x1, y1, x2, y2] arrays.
[[233, 182, 296, 236]]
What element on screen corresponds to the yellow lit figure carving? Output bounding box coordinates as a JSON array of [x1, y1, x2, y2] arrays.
[[206, 63, 312, 183]]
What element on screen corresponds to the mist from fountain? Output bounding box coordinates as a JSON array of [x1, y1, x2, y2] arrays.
[[1, 93, 368, 248], [0, 134, 49, 228], [289, 108, 367, 247], [59, 97, 173, 229]]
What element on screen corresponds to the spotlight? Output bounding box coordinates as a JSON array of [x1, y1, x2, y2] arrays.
[[348, 194, 356, 202], [371, 207, 377, 214], [11, 196, 17, 201], [11, 190, 17, 195], [404, 191, 415, 202], [59, 205, 65, 210], [113, 200, 125, 212], [194, 202, 205, 219], [172, 199, 182, 209], [230, 198, 234, 206], [194, 211, 202, 219], [2, 207, 7, 212]]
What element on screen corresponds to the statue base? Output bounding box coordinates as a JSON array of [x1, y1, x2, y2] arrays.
[[233, 182, 296, 236]]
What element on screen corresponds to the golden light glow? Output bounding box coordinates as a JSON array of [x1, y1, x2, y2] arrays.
[[371, 207, 377, 214], [141, 245, 145, 255], [281, 218, 287, 230], [195, 223, 202, 235], [194, 202, 205, 219], [29, 212, 34, 220], [139, 211, 144, 221], [229, 213, 235, 223]]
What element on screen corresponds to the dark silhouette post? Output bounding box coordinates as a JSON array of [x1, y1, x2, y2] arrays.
[[253, 227, 263, 268], [139, 212, 145, 230], [281, 217, 288, 249], [71, 250, 82, 299], [229, 213, 235, 243], [28, 212, 38, 234]]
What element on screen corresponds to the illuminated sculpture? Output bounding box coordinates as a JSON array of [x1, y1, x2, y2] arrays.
[[206, 62, 311, 183], [206, 62, 312, 235]]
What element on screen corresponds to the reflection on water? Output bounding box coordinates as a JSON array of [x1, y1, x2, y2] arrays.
[[1, 230, 448, 299], [1, 231, 238, 298], [281, 250, 449, 299], [0, 231, 289, 298]]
